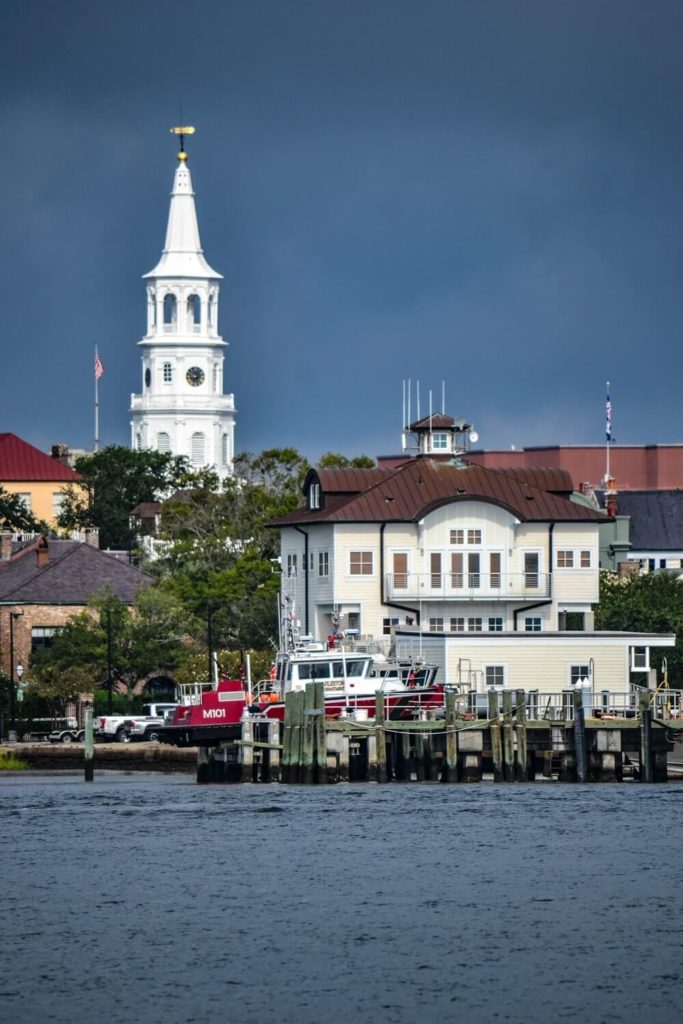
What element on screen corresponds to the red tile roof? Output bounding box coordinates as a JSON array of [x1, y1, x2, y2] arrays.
[[0, 433, 81, 482], [275, 458, 608, 527]]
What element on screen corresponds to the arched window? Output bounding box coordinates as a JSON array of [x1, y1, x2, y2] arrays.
[[148, 288, 156, 328], [191, 432, 206, 466], [163, 294, 177, 326], [221, 433, 230, 466], [135, 432, 143, 451], [156, 432, 171, 454], [208, 292, 215, 327], [187, 294, 201, 326]]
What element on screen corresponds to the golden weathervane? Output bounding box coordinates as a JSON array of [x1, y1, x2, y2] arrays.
[[170, 125, 195, 161]]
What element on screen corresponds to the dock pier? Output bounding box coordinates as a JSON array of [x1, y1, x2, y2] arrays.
[[196, 683, 676, 784]]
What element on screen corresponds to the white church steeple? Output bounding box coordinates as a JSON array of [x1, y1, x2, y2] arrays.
[[130, 128, 236, 479]]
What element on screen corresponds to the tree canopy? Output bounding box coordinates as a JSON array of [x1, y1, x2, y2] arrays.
[[56, 445, 188, 550], [595, 570, 683, 684]]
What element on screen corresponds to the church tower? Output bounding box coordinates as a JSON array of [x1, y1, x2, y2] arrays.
[[130, 128, 235, 479]]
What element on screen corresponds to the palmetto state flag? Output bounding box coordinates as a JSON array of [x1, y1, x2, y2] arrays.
[[605, 382, 612, 442], [95, 352, 104, 380]]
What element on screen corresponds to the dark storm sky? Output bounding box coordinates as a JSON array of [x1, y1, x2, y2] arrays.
[[2, 0, 683, 462]]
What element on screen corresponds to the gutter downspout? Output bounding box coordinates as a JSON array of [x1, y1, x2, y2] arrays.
[[293, 526, 309, 636], [380, 523, 421, 626]]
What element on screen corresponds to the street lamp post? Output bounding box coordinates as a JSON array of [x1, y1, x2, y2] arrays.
[[9, 610, 24, 735]]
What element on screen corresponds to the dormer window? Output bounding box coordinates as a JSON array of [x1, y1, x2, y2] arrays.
[[163, 294, 177, 326], [309, 482, 320, 510], [431, 432, 449, 451]]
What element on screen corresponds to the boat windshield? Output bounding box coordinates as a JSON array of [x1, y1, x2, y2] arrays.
[[295, 658, 367, 680]]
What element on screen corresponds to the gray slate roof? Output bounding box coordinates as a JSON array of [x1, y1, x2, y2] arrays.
[[0, 538, 151, 604], [612, 490, 683, 551]]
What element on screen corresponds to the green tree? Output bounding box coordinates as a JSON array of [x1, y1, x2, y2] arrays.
[[0, 485, 48, 533], [29, 589, 189, 698], [318, 452, 376, 468], [56, 445, 188, 550], [594, 570, 683, 684]]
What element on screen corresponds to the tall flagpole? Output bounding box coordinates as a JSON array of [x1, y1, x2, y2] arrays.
[[605, 380, 611, 485], [95, 346, 100, 453], [94, 347, 104, 452]]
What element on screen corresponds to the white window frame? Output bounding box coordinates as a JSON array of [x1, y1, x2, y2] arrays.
[[580, 550, 592, 568], [488, 617, 503, 632], [467, 617, 483, 632], [429, 617, 444, 632], [557, 550, 574, 568], [286, 553, 298, 578], [431, 432, 449, 450], [318, 551, 329, 577], [525, 616, 542, 632], [630, 646, 650, 672], [450, 617, 465, 632], [309, 483, 320, 510], [485, 664, 507, 689], [162, 361, 173, 383]]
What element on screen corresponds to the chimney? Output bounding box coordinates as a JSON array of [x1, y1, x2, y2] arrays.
[[85, 528, 100, 548], [51, 443, 71, 466], [1, 528, 12, 561], [605, 477, 618, 517], [36, 538, 49, 568]]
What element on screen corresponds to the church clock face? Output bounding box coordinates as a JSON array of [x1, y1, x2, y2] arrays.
[[186, 366, 205, 387]]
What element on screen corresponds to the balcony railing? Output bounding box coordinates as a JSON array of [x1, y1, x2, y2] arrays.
[[384, 571, 551, 601]]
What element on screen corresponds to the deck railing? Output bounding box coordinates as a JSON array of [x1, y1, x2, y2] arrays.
[[384, 571, 551, 601]]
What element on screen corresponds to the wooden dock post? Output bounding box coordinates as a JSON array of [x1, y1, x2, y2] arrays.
[[268, 719, 281, 783], [339, 732, 350, 783], [444, 691, 459, 783], [400, 730, 412, 781], [196, 744, 210, 784], [241, 714, 254, 783], [301, 683, 316, 784], [314, 682, 326, 783], [488, 689, 503, 783], [414, 728, 426, 782], [639, 688, 653, 783], [514, 689, 528, 782], [375, 691, 388, 783], [284, 689, 304, 783], [573, 689, 588, 784], [502, 690, 515, 782], [84, 706, 94, 783]]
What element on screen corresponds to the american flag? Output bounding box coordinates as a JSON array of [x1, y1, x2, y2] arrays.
[[95, 352, 104, 380], [605, 382, 612, 442]]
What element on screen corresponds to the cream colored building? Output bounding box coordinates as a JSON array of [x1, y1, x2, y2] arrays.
[[274, 417, 675, 696]]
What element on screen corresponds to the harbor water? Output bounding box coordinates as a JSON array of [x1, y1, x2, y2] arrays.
[[1, 773, 682, 1024]]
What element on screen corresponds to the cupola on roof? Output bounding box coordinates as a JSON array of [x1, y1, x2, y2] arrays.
[[144, 139, 222, 281]]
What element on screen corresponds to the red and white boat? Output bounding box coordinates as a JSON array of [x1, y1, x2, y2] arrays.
[[159, 636, 444, 746]]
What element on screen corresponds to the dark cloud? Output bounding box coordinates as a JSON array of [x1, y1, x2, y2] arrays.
[[2, 0, 683, 459]]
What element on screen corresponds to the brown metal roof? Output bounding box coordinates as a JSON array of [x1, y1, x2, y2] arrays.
[[479, 466, 575, 494], [313, 468, 394, 494], [274, 458, 608, 526]]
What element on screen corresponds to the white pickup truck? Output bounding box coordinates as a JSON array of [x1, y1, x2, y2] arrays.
[[96, 703, 178, 743], [125, 707, 178, 743]]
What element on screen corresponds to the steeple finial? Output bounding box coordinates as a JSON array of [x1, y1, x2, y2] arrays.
[[170, 125, 195, 163]]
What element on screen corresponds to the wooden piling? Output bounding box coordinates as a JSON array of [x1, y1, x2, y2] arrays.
[[488, 689, 503, 783], [268, 719, 281, 783], [367, 732, 378, 782], [196, 744, 210, 784], [414, 729, 426, 782], [339, 733, 350, 783], [84, 706, 94, 783], [301, 683, 316, 784], [241, 714, 254, 783], [401, 730, 412, 781], [502, 690, 515, 782], [572, 690, 588, 784], [314, 681, 326, 783], [639, 688, 653, 783], [444, 691, 458, 783], [375, 691, 388, 783], [514, 689, 528, 782]]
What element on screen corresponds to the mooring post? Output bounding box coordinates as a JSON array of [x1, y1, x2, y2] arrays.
[[444, 691, 458, 782], [268, 719, 281, 783], [339, 731, 350, 783], [196, 745, 210, 784], [375, 691, 388, 783], [84, 705, 94, 783], [301, 683, 316, 784], [282, 690, 294, 783], [401, 730, 412, 781], [488, 689, 503, 783], [639, 688, 653, 783], [573, 689, 588, 784], [414, 728, 426, 782], [241, 713, 254, 783], [313, 682, 326, 783], [502, 690, 514, 782], [514, 689, 528, 782]]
